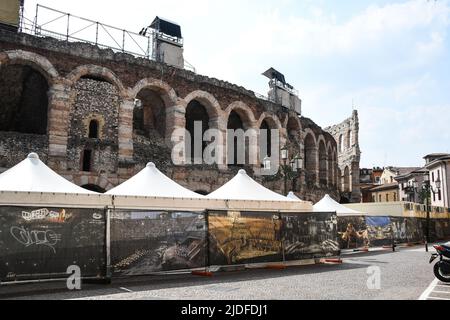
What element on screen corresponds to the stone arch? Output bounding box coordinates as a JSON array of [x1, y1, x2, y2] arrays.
[[0, 64, 50, 135], [81, 184, 106, 193], [318, 139, 328, 186], [304, 132, 317, 184], [0, 50, 59, 138], [73, 174, 112, 192], [327, 144, 334, 187], [257, 114, 281, 161], [1, 50, 59, 84], [346, 130, 352, 150], [339, 134, 344, 153], [225, 102, 258, 167], [286, 115, 302, 137], [332, 148, 338, 186], [183, 90, 222, 121], [130, 78, 178, 106], [343, 166, 350, 193], [256, 112, 282, 130], [225, 101, 257, 129], [66, 64, 127, 98], [185, 100, 210, 164]]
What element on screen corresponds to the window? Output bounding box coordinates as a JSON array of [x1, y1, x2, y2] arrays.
[[432, 172, 435, 182], [438, 191, 442, 202], [82, 150, 92, 172], [386, 194, 389, 202], [88, 120, 99, 139], [393, 193, 397, 202], [379, 195, 382, 202]]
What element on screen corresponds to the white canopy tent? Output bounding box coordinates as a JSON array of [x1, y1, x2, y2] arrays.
[[287, 191, 302, 201], [106, 162, 204, 198], [313, 194, 363, 216], [0, 153, 95, 194], [207, 169, 295, 202]]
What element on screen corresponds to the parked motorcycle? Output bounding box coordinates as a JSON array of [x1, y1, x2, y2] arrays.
[[430, 242, 450, 283]]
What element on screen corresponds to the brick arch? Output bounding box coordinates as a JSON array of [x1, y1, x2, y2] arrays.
[[256, 112, 283, 130], [225, 101, 257, 129], [284, 114, 302, 132], [65, 64, 127, 98], [327, 144, 334, 187], [316, 134, 327, 149], [0, 50, 59, 84], [303, 130, 317, 184], [183, 90, 223, 120], [130, 78, 178, 107], [73, 174, 112, 192], [318, 138, 328, 185]]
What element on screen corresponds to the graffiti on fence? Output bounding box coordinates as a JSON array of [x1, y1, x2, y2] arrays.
[[10, 226, 62, 254], [0, 206, 106, 282]]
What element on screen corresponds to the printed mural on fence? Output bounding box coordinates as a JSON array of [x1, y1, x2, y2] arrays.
[[281, 212, 339, 261], [110, 210, 207, 275], [208, 211, 339, 265]]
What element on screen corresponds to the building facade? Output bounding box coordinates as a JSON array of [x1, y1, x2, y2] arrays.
[[325, 110, 361, 203], [425, 154, 450, 208], [0, 29, 344, 202], [395, 168, 429, 204]]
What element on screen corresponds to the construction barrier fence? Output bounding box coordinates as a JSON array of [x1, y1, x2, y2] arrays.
[[2, 205, 450, 283]]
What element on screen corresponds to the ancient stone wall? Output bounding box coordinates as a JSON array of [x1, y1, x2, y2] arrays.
[[324, 110, 361, 203], [0, 29, 339, 201]]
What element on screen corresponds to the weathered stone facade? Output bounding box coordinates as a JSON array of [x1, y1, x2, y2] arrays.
[[325, 110, 361, 203], [0, 29, 342, 202]]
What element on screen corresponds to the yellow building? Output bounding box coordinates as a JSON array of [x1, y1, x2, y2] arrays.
[[370, 183, 399, 203]]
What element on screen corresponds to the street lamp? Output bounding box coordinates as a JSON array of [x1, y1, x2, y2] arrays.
[[279, 151, 303, 196], [263, 155, 271, 171], [281, 146, 289, 161]]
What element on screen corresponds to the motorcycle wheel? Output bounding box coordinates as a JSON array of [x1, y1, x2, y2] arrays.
[[434, 262, 450, 283]]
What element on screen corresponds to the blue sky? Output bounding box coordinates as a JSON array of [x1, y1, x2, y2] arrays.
[[23, 0, 450, 168]]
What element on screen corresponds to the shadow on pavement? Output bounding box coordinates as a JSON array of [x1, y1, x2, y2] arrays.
[[1, 261, 370, 300]]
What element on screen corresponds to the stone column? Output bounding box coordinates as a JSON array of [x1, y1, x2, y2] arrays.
[[166, 103, 187, 165], [209, 116, 227, 171], [117, 98, 134, 177], [47, 81, 71, 171]]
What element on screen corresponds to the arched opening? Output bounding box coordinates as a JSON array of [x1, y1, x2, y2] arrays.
[[227, 111, 248, 167], [318, 141, 328, 186], [81, 184, 106, 193], [346, 130, 352, 149], [287, 116, 300, 141], [0, 64, 49, 134], [185, 100, 210, 164], [304, 133, 317, 184], [133, 88, 166, 138], [343, 166, 350, 193], [88, 119, 99, 139], [339, 134, 344, 153], [327, 147, 334, 187], [337, 167, 342, 190], [82, 149, 92, 172], [260, 120, 272, 159]]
